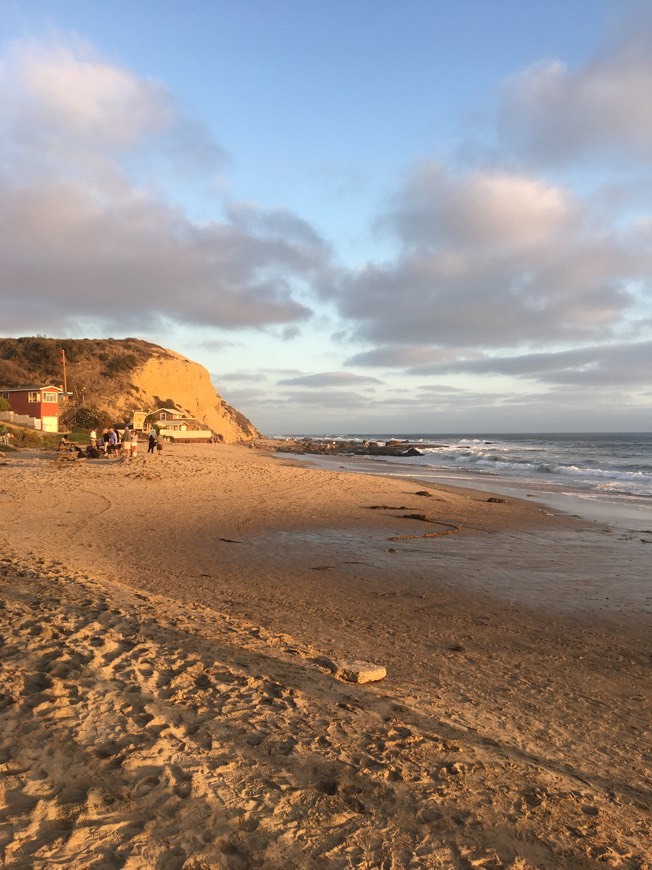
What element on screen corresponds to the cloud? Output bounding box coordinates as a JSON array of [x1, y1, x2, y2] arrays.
[[0, 38, 174, 153], [332, 13, 652, 400], [378, 165, 577, 252], [417, 384, 470, 395], [218, 386, 270, 403], [200, 339, 241, 351], [346, 345, 473, 369], [216, 371, 266, 383], [277, 371, 382, 388], [280, 325, 302, 341], [498, 7, 652, 163], [0, 183, 317, 332], [408, 340, 652, 388], [330, 163, 647, 351], [226, 202, 326, 252], [277, 389, 372, 407], [0, 38, 329, 336]]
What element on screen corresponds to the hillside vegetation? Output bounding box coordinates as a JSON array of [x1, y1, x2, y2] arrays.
[[0, 337, 260, 442]]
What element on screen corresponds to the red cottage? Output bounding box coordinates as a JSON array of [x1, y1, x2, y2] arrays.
[[0, 385, 63, 432]]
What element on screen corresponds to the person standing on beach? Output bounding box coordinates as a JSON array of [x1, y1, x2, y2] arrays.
[[108, 428, 118, 457], [147, 431, 156, 454], [131, 430, 138, 459], [156, 433, 164, 456], [121, 426, 132, 460]]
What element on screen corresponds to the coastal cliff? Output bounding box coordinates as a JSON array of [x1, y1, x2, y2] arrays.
[[0, 337, 259, 442]]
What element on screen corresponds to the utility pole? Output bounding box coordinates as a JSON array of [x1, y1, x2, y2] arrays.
[[60, 348, 67, 393]]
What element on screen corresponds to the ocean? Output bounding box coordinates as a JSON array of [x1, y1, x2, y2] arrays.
[[275, 432, 652, 531]]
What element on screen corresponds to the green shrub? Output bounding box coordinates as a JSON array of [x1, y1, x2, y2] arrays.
[[11, 428, 48, 447], [106, 354, 137, 374], [71, 407, 103, 430], [69, 427, 90, 443], [21, 338, 60, 370]]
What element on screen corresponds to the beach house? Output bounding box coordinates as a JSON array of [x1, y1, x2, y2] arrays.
[[0, 385, 64, 432], [144, 408, 213, 442]]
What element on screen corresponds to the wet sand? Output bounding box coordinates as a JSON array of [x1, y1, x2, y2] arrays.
[[0, 443, 650, 868]]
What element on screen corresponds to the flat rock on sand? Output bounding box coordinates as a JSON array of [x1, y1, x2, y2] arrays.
[[339, 660, 387, 683]]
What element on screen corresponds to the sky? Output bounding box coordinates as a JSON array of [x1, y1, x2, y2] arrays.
[[1, 0, 651, 434]]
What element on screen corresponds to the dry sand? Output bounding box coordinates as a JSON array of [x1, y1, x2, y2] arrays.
[[0, 443, 650, 869]]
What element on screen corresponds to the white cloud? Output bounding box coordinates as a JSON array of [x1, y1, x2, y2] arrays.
[[219, 386, 269, 403], [498, 8, 652, 163], [277, 372, 382, 388], [0, 180, 317, 332], [346, 345, 466, 369], [407, 340, 652, 388], [216, 371, 266, 383], [0, 38, 329, 336], [331, 163, 646, 350], [0, 38, 172, 151], [278, 389, 372, 407], [379, 165, 577, 252]]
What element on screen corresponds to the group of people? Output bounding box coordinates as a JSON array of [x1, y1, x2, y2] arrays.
[[88, 427, 134, 459], [56, 426, 166, 462], [146, 429, 164, 456], [86, 427, 164, 459]]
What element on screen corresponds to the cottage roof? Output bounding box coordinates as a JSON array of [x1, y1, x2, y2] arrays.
[[146, 407, 183, 417], [0, 384, 63, 393]]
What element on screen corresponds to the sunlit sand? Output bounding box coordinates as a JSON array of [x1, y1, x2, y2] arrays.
[[1, 444, 649, 867]]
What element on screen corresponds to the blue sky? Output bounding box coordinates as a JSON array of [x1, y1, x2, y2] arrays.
[[1, 0, 650, 433]]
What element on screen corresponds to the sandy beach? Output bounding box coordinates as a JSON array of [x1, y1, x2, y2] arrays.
[[0, 443, 650, 869]]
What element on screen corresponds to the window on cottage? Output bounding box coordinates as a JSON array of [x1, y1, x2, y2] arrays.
[[42, 392, 58, 402], [0, 392, 8, 400], [28, 391, 40, 402]]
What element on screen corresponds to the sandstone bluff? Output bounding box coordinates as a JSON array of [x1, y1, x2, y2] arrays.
[[0, 337, 259, 442]]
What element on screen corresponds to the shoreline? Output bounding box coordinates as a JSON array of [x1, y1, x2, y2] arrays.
[[270, 446, 652, 534], [1, 443, 650, 867]]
